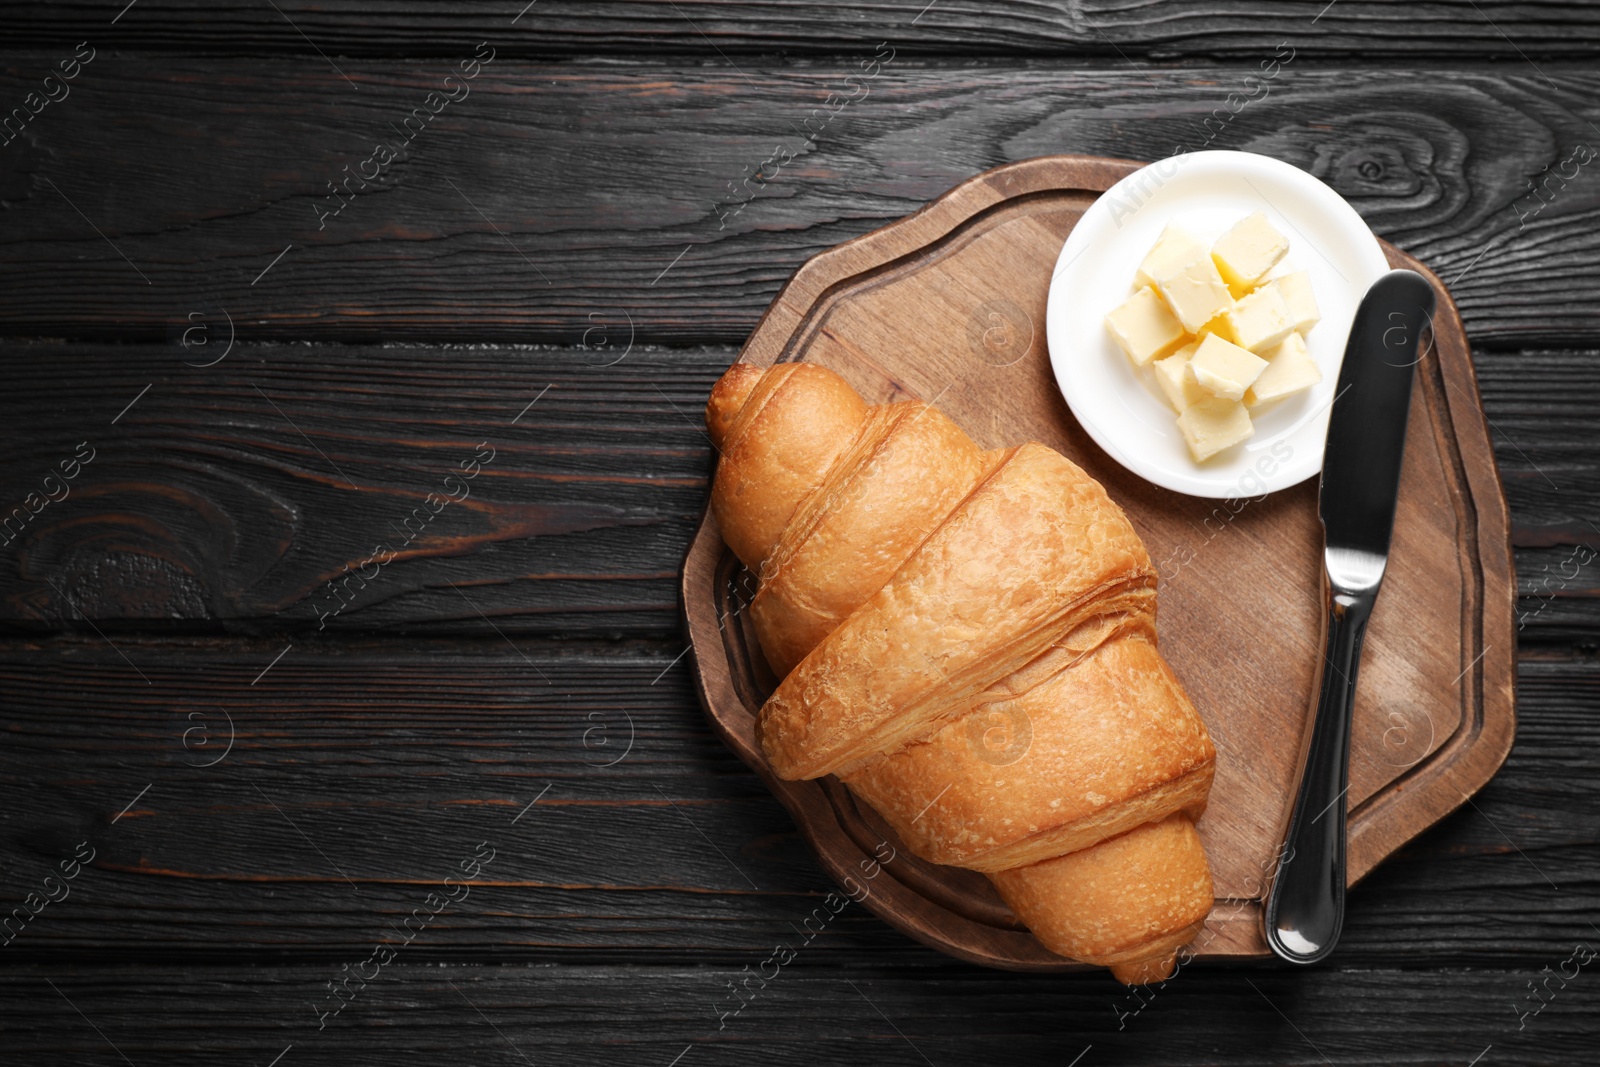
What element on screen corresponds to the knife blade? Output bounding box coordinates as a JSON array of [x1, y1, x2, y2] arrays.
[[1263, 268, 1436, 965]]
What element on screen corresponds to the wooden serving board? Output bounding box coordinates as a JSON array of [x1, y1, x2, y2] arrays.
[[679, 155, 1516, 970]]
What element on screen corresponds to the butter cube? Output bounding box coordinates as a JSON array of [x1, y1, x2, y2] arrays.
[[1176, 398, 1254, 462], [1246, 332, 1322, 406], [1212, 211, 1289, 292], [1152, 344, 1208, 414], [1135, 224, 1207, 289], [1196, 312, 1235, 345], [1268, 271, 1321, 334], [1187, 333, 1268, 401], [1225, 285, 1296, 353], [1105, 286, 1186, 367], [1157, 254, 1235, 334]]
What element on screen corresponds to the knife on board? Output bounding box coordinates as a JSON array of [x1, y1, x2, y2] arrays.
[[1263, 268, 1437, 965]]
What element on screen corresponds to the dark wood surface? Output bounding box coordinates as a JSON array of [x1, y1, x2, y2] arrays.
[[7, 1, 1600, 56], [2, 6, 1599, 1063], [2, 59, 1600, 345]]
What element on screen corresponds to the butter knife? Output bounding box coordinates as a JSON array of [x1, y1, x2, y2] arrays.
[[1263, 268, 1436, 965]]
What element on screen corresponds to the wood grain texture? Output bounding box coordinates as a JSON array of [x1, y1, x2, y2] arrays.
[[682, 154, 1515, 968], [0, 639, 1590, 967], [2, 59, 1600, 345], [8, 1, 1600, 57], [0, 342, 725, 638], [4, 960, 1597, 1066], [1474, 348, 1600, 545], [4, 959, 1600, 1065]]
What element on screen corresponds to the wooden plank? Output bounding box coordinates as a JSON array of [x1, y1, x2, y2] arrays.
[[1473, 348, 1600, 642], [1, 961, 1597, 1064], [2, 60, 1600, 345], [8, 1, 1600, 58], [0, 342, 726, 637], [0, 639, 1591, 965], [1476, 349, 1600, 543], [0, 341, 1591, 635]]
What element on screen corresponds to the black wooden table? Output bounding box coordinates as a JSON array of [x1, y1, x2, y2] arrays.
[[1, 5, 1597, 1064]]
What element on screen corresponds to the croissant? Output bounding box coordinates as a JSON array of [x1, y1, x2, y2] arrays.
[[705, 360, 1216, 984]]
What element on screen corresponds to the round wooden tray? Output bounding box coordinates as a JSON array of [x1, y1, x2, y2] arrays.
[[679, 155, 1516, 970]]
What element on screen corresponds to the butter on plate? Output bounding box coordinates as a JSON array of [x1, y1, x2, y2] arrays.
[[1156, 255, 1234, 334], [1135, 224, 1206, 290], [1152, 344, 1207, 413], [1177, 398, 1255, 462], [1268, 271, 1321, 334], [1105, 286, 1187, 367], [1226, 285, 1296, 353], [1212, 211, 1289, 293], [1187, 334, 1268, 402], [1246, 332, 1322, 406], [1104, 211, 1324, 464]]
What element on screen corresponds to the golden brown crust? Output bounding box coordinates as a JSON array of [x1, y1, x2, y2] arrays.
[[751, 401, 989, 679], [709, 362, 868, 570], [841, 626, 1216, 872], [705, 362, 764, 451], [757, 442, 1155, 780], [988, 815, 1214, 967]]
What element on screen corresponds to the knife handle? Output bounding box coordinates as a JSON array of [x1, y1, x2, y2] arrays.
[[1263, 582, 1374, 964]]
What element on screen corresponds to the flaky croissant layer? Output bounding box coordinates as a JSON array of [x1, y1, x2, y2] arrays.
[[706, 360, 1216, 984]]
